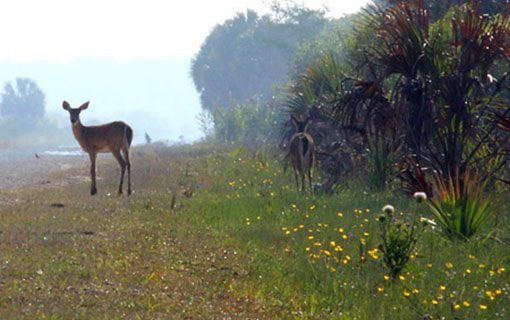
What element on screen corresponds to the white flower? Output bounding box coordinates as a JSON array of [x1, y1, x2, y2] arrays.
[[382, 205, 395, 215], [420, 217, 437, 227], [413, 192, 428, 203]]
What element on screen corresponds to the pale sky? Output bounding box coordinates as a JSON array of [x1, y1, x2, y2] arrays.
[[0, 0, 370, 62], [0, 0, 370, 143]]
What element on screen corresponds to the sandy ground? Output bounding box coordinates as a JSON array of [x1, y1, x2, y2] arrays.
[[0, 148, 89, 192]]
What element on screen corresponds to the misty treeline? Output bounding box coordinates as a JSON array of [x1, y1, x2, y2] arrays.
[[0, 77, 66, 148], [192, 0, 509, 193]]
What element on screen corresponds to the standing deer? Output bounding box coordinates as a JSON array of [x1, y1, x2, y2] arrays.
[[63, 101, 133, 196], [288, 116, 315, 192]]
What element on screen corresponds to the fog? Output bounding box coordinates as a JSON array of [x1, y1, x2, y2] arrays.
[[0, 0, 369, 148], [0, 59, 202, 144]]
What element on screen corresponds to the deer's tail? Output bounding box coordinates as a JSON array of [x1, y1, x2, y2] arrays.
[[125, 125, 134, 147]]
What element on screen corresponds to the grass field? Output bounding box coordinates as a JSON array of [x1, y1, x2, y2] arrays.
[[0, 144, 508, 319]]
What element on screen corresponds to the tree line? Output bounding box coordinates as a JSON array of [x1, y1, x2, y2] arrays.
[[191, 0, 510, 200]]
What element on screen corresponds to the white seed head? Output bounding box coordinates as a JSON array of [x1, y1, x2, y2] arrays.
[[413, 192, 428, 203], [382, 205, 395, 215]]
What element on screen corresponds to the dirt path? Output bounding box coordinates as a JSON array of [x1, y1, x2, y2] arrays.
[[0, 149, 88, 191], [0, 147, 273, 319]]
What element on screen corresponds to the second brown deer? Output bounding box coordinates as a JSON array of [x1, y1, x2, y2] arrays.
[[288, 116, 315, 192], [63, 101, 133, 196]]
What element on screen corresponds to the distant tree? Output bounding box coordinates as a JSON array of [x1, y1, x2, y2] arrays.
[[0, 78, 45, 123], [290, 14, 357, 78], [191, 4, 327, 112]]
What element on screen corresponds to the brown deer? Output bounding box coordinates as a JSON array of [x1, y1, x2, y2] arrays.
[[288, 116, 315, 192], [63, 101, 133, 196]]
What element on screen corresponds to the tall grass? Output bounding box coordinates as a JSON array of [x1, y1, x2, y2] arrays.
[[0, 145, 508, 319]]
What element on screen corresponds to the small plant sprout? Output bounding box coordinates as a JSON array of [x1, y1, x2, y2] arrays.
[[413, 192, 427, 203]]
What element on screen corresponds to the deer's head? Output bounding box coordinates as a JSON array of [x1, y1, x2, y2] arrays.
[[63, 101, 89, 125]]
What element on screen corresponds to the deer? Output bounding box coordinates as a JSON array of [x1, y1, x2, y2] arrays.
[[62, 101, 133, 196], [288, 116, 315, 192]]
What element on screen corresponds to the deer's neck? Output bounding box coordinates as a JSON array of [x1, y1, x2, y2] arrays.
[[72, 120, 88, 146]]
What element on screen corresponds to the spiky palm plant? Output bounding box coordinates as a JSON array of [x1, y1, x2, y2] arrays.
[[349, 0, 510, 187], [427, 170, 493, 240]]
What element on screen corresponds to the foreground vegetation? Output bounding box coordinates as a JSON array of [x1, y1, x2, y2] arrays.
[[0, 144, 508, 319]]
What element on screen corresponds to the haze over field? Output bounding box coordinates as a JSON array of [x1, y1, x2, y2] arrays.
[[0, 0, 369, 144]]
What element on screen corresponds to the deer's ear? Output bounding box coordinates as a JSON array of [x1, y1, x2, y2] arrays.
[[79, 101, 90, 110], [290, 115, 298, 127], [62, 101, 71, 110]]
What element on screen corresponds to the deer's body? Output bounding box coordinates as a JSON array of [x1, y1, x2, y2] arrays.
[[288, 117, 315, 192], [63, 101, 133, 196], [71, 121, 132, 153]]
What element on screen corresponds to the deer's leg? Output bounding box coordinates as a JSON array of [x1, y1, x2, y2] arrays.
[[122, 147, 132, 195], [308, 168, 313, 192], [112, 150, 126, 195], [293, 167, 300, 191], [301, 170, 306, 192], [89, 152, 98, 195]]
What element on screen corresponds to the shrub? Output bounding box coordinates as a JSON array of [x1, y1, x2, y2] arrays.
[[378, 204, 423, 279], [427, 171, 493, 241]]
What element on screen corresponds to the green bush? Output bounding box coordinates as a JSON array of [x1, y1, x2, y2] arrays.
[[211, 102, 281, 149], [427, 171, 493, 241], [378, 204, 423, 279]]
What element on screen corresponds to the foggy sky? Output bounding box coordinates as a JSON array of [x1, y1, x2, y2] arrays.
[[0, 0, 370, 144]]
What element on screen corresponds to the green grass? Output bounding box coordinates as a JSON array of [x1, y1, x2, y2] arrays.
[[0, 144, 509, 319]]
